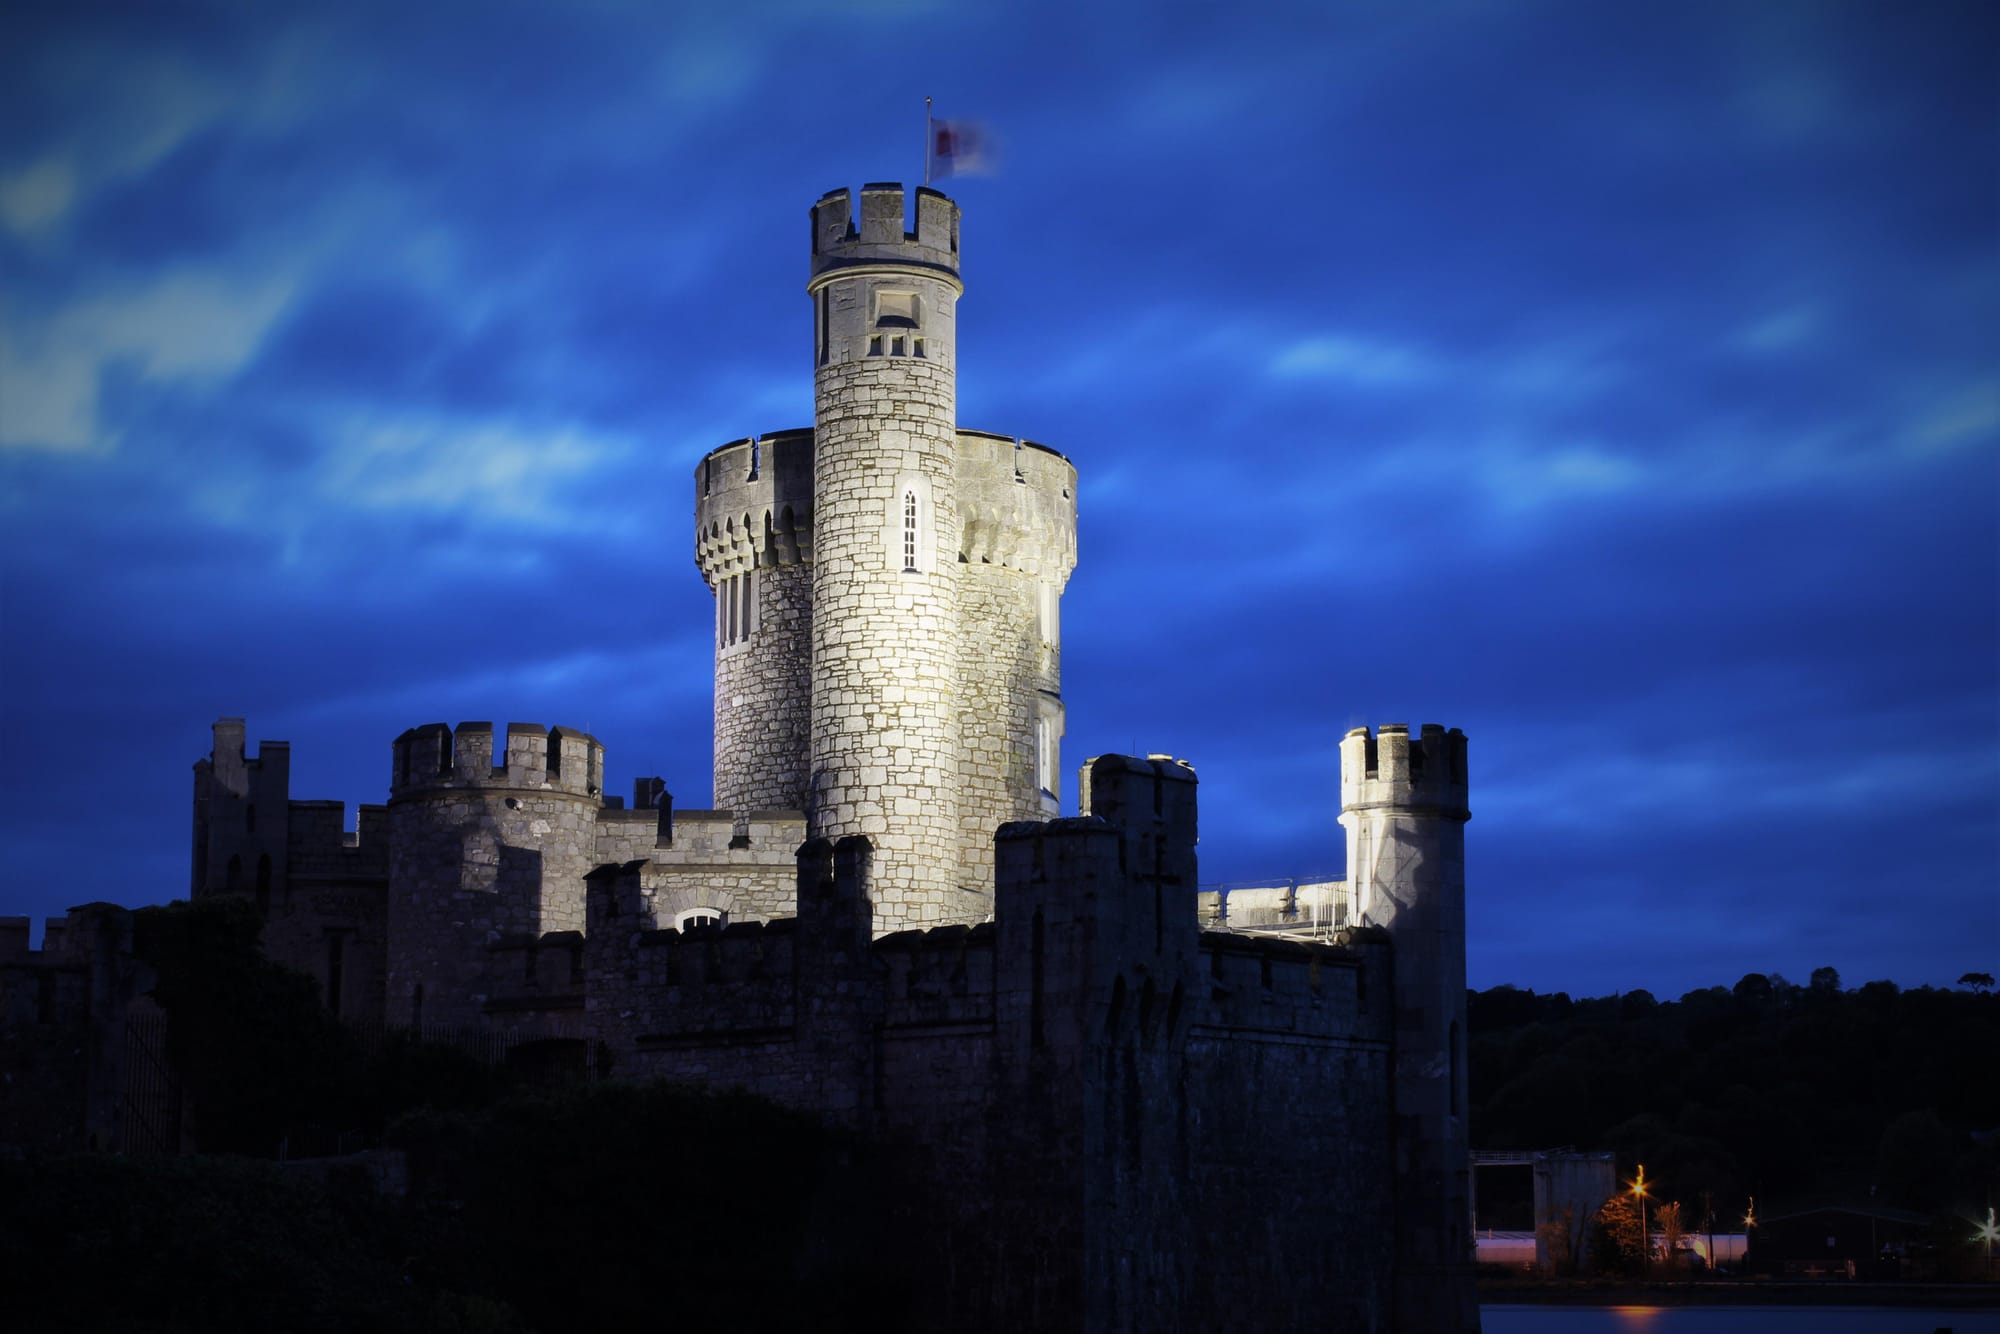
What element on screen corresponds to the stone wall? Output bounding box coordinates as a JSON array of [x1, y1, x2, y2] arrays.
[[573, 753, 1411, 1332]]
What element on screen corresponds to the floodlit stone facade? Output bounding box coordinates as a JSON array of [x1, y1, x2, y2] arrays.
[[162, 184, 1479, 1331]]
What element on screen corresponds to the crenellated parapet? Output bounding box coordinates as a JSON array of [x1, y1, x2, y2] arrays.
[[809, 183, 960, 290], [390, 721, 604, 800], [694, 429, 815, 583], [955, 431, 1078, 578], [1339, 723, 1468, 821]]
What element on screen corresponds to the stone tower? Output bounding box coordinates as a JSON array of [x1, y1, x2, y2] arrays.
[[1339, 723, 1478, 1333], [807, 183, 966, 926], [696, 185, 1077, 931], [383, 721, 604, 1028]]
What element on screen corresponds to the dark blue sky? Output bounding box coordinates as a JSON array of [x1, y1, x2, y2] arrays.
[[2, 0, 1994, 999]]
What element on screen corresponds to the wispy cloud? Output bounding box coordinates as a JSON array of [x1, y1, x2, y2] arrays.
[[0, 266, 300, 450], [1268, 333, 1436, 385], [316, 417, 633, 528]]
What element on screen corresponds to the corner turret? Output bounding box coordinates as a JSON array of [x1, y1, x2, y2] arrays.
[[1339, 723, 1477, 1333]]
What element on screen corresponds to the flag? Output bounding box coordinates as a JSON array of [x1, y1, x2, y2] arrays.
[[930, 118, 994, 179]]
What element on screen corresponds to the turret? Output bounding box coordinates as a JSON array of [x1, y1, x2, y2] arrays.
[[805, 184, 968, 929], [1338, 723, 1477, 1333], [695, 428, 816, 814], [189, 717, 290, 915], [384, 720, 606, 1028]]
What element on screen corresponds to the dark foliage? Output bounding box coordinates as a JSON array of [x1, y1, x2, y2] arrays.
[[0, 1153, 523, 1333], [131, 898, 510, 1152], [1468, 975, 2000, 1221], [387, 1081, 910, 1333], [1, 1081, 910, 1334]]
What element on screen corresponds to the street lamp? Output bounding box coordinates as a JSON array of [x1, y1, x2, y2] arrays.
[[1631, 1164, 1650, 1278]]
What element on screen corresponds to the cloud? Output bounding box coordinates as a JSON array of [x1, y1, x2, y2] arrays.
[[1268, 333, 1435, 385], [0, 266, 300, 451], [1730, 302, 1823, 355], [0, 157, 76, 235], [1905, 382, 2000, 455], [313, 416, 635, 530]]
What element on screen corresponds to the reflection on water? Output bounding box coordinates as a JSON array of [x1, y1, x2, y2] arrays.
[[1480, 1306, 2000, 1333]]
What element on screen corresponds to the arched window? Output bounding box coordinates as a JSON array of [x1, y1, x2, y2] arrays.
[[675, 908, 725, 932], [888, 475, 931, 574]]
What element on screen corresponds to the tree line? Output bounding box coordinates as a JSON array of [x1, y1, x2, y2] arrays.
[[1468, 968, 2000, 1245]]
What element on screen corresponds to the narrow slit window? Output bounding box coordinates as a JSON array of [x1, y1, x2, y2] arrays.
[[912, 337, 925, 358], [891, 336, 905, 357], [902, 490, 919, 571], [739, 568, 754, 640]]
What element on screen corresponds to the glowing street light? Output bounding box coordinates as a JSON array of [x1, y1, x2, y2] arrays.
[[1976, 1206, 1998, 1277], [1631, 1164, 1651, 1277]]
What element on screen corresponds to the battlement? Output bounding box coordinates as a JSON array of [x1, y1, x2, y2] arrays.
[[808, 184, 960, 291], [1339, 723, 1468, 820], [956, 431, 1079, 577], [877, 922, 997, 1027], [0, 914, 92, 966], [389, 721, 604, 799], [0, 905, 138, 1029], [484, 929, 587, 1001], [695, 429, 815, 581], [1195, 927, 1390, 1044]]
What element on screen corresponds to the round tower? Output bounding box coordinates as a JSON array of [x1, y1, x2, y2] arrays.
[[696, 428, 814, 813], [806, 183, 968, 928], [1338, 722, 1478, 1333], [952, 430, 1077, 892], [384, 721, 604, 1029]]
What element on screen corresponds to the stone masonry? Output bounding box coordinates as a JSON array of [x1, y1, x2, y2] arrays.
[[168, 183, 1481, 1331]]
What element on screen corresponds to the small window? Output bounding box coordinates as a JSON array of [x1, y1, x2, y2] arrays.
[[720, 571, 755, 648], [912, 337, 925, 358], [875, 290, 919, 328], [675, 909, 725, 932], [903, 491, 919, 572], [868, 335, 883, 357], [890, 336, 905, 357]]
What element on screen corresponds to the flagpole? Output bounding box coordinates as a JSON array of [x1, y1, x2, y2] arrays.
[[924, 96, 933, 187]]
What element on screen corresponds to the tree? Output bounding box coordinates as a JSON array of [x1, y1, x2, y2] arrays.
[[1733, 973, 1773, 1004], [1810, 966, 1840, 993], [1656, 1200, 1686, 1273], [1590, 1191, 1645, 1276], [1536, 1202, 1578, 1277], [1960, 972, 1995, 993]]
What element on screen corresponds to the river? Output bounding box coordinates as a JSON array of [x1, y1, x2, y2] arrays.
[[1480, 1307, 2000, 1332]]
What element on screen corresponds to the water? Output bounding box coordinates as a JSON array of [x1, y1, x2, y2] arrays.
[[1480, 1307, 2000, 1333]]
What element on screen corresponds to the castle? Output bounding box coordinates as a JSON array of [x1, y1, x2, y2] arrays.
[[16, 185, 1479, 1332]]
